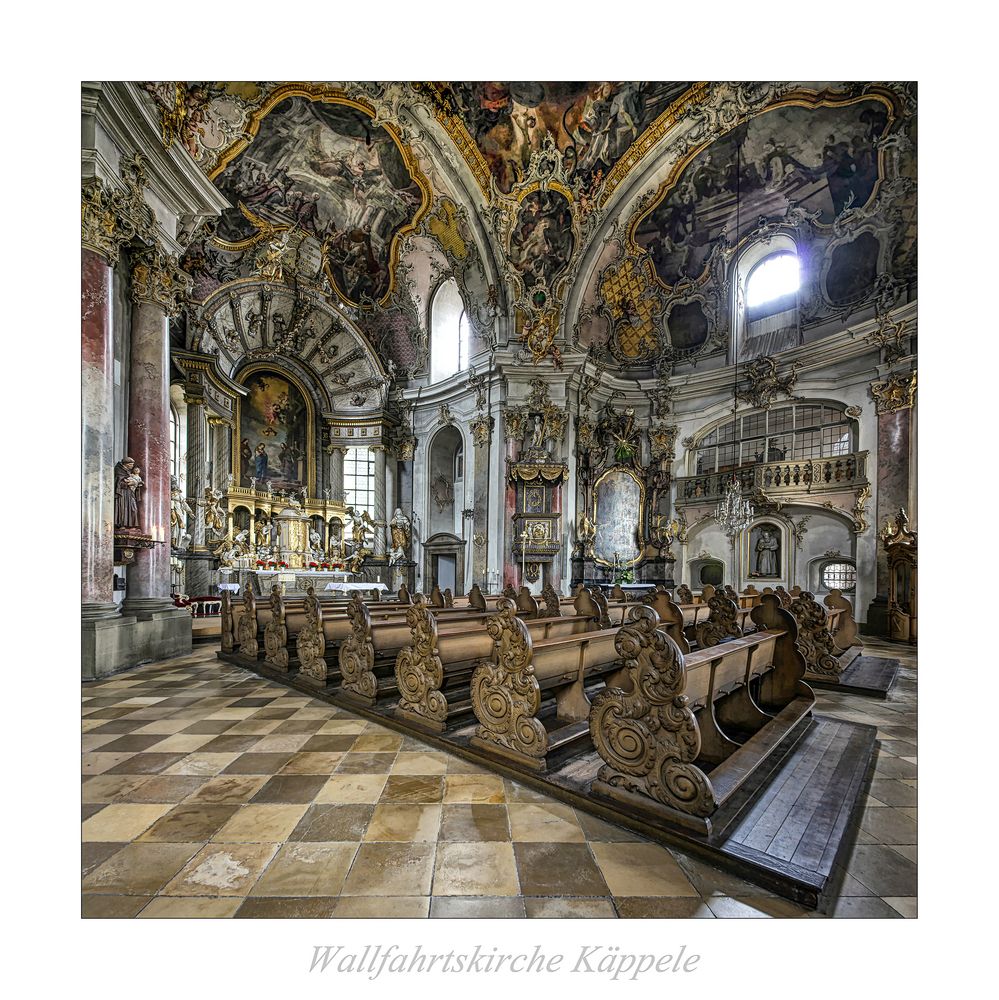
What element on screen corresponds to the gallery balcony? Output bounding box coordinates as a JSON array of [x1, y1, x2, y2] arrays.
[[675, 450, 869, 505]]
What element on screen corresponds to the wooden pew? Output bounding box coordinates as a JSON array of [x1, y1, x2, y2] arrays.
[[589, 594, 814, 835], [469, 600, 639, 771], [394, 590, 602, 732], [338, 595, 498, 705], [785, 590, 861, 680]]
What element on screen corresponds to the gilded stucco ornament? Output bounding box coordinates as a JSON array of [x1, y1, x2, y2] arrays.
[[870, 370, 917, 413], [470, 415, 494, 448], [81, 153, 157, 264], [736, 356, 803, 411], [131, 246, 193, 317]]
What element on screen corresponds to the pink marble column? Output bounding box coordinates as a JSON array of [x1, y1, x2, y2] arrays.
[[81, 249, 119, 619], [122, 253, 180, 614]]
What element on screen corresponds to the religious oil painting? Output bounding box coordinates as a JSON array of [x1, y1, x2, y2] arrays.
[[213, 95, 426, 303], [238, 371, 309, 490], [635, 96, 892, 287], [749, 521, 782, 579], [592, 468, 644, 565]]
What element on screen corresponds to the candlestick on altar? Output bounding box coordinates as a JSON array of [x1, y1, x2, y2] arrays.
[[520, 528, 530, 586]]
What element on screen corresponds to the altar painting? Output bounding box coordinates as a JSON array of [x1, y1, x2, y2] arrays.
[[238, 372, 309, 490], [593, 468, 644, 565]]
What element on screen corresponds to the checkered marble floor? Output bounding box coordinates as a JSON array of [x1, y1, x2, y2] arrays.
[[82, 637, 916, 918]]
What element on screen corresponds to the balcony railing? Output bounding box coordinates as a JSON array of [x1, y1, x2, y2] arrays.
[[676, 451, 868, 504]]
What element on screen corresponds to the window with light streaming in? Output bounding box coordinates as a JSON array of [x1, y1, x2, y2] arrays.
[[746, 252, 800, 311], [430, 278, 470, 383], [822, 561, 857, 592], [343, 447, 375, 515]]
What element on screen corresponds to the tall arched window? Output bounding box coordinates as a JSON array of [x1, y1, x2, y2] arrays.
[[430, 278, 470, 383], [734, 236, 800, 359], [169, 405, 179, 479], [344, 447, 375, 514]]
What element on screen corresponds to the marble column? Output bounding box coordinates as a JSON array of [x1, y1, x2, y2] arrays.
[[330, 446, 346, 503], [210, 417, 232, 491], [866, 371, 917, 635], [81, 248, 119, 620], [186, 392, 208, 551], [371, 445, 387, 557], [123, 248, 191, 614]]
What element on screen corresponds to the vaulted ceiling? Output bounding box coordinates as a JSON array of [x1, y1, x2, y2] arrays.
[[143, 82, 916, 378]]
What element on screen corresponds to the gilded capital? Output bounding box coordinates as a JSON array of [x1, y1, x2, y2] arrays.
[[81, 154, 156, 264], [131, 246, 193, 317], [871, 370, 917, 414]]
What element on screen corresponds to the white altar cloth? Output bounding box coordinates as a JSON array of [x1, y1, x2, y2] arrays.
[[217, 583, 240, 593], [323, 582, 390, 594]]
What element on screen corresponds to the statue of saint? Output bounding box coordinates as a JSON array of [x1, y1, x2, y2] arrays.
[[199, 486, 227, 538], [755, 527, 780, 576], [388, 508, 411, 564], [114, 458, 143, 529], [169, 475, 193, 549]]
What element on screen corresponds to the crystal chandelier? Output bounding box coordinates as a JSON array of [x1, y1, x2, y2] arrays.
[[716, 476, 754, 539]]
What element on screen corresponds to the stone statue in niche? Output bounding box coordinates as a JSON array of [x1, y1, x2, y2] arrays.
[[114, 458, 143, 529], [309, 527, 323, 561], [254, 517, 272, 550], [169, 475, 193, 549], [388, 508, 412, 564], [751, 523, 781, 578]]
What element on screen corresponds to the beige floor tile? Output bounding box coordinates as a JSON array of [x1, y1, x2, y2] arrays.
[[316, 774, 388, 803], [82, 752, 137, 775], [249, 842, 358, 896], [279, 752, 344, 774], [589, 842, 698, 897], [83, 733, 127, 752], [131, 719, 196, 736], [82, 803, 175, 842], [145, 734, 216, 754], [83, 842, 202, 895], [317, 719, 367, 734], [205, 708, 259, 720], [444, 774, 506, 804], [137, 896, 242, 918], [391, 752, 450, 775], [353, 733, 403, 752], [224, 720, 283, 735], [186, 775, 269, 804], [212, 804, 310, 843], [163, 752, 241, 776], [82, 774, 147, 804], [364, 804, 441, 842], [333, 896, 430, 918], [250, 734, 313, 752], [163, 843, 279, 896], [340, 843, 436, 896], [508, 802, 586, 842], [433, 842, 520, 896]]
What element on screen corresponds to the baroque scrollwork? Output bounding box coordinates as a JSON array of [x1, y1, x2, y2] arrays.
[[589, 606, 717, 818], [871, 370, 917, 414], [394, 595, 448, 727]]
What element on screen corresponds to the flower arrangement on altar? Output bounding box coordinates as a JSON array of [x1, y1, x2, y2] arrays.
[[266, 560, 277, 569], [320, 562, 330, 570], [308, 562, 319, 569], [278, 561, 289, 569], [255, 560, 266, 568], [330, 562, 344, 571]]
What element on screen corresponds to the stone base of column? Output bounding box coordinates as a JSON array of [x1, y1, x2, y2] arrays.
[[82, 608, 192, 680], [862, 596, 890, 638], [122, 596, 178, 616], [81, 601, 120, 621], [181, 552, 216, 597]]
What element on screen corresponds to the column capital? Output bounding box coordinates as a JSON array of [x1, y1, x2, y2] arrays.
[[870, 370, 917, 414], [81, 153, 157, 264], [131, 245, 193, 317]]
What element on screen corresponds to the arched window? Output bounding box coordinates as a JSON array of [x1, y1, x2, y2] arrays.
[[430, 278, 470, 383], [821, 560, 857, 592], [734, 237, 800, 359], [169, 405, 179, 479]]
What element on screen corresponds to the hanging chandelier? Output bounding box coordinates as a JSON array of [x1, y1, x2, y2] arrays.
[[716, 475, 754, 539], [715, 136, 754, 541]]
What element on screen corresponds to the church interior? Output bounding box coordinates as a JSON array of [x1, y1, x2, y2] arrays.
[[81, 80, 917, 920]]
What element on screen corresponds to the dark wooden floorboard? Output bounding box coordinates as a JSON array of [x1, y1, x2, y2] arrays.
[[809, 656, 900, 698]]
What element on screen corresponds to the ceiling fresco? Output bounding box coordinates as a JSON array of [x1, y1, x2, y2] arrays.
[[418, 82, 699, 199], [140, 81, 915, 378], [632, 93, 896, 288]]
